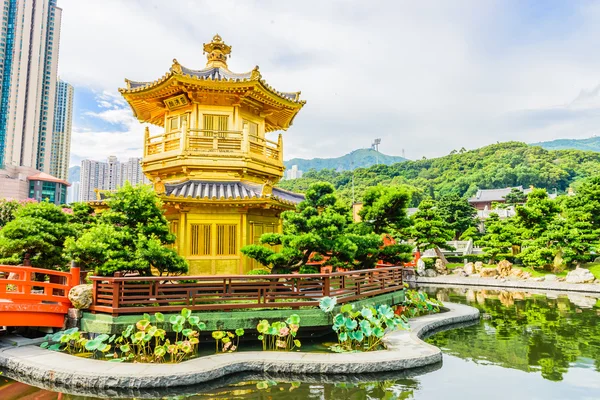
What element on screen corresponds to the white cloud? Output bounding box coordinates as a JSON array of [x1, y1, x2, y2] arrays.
[[57, 0, 600, 162]]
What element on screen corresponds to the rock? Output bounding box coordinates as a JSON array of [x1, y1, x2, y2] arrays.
[[532, 277, 544, 282], [544, 274, 557, 282], [453, 268, 467, 277], [567, 293, 597, 308], [465, 289, 476, 303], [474, 261, 484, 273], [510, 268, 524, 278], [521, 272, 531, 279], [423, 268, 438, 278], [464, 262, 476, 275], [435, 259, 448, 275], [68, 284, 93, 309], [496, 259, 513, 277], [480, 268, 498, 278], [416, 259, 426, 276], [565, 267, 595, 284]]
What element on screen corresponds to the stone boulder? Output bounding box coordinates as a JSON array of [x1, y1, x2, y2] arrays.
[[68, 284, 93, 309], [453, 268, 467, 277], [464, 262, 476, 275], [480, 268, 498, 278], [565, 268, 595, 284], [474, 261, 484, 273], [496, 260, 513, 277], [423, 268, 438, 278], [416, 258, 426, 276], [544, 274, 557, 282], [435, 259, 448, 275], [510, 268, 524, 278]]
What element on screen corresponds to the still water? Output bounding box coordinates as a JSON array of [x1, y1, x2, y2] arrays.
[[1, 286, 599, 399]]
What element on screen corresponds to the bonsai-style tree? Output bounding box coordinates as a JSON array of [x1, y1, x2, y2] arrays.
[[242, 182, 361, 273], [409, 198, 453, 265], [357, 185, 413, 265], [479, 213, 517, 263], [503, 188, 527, 206], [64, 183, 188, 276], [0, 201, 75, 269], [436, 193, 477, 240]]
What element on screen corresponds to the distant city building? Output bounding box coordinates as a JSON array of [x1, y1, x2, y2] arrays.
[[66, 181, 80, 204], [49, 79, 74, 181], [79, 156, 150, 201], [285, 164, 303, 180], [0, 0, 63, 173], [28, 171, 69, 205], [0, 165, 68, 205], [79, 159, 107, 202]]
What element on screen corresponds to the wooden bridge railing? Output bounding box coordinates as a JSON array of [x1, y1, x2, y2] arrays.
[[0, 265, 81, 327], [89, 266, 405, 316]]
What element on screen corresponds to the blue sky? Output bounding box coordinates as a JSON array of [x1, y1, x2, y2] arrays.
[[57, 0, 600, 166]]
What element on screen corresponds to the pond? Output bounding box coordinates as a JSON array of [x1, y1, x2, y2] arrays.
[[1, 286, 599, 399]]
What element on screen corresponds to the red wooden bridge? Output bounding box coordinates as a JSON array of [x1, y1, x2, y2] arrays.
[[0, 265, 80, 328]]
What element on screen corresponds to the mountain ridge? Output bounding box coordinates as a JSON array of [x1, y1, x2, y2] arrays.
[[284, 148, 407, 173], [531, 136, 600, 152]]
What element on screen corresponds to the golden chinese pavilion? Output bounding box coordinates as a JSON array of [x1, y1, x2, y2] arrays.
[[119, 35, 305, 275]]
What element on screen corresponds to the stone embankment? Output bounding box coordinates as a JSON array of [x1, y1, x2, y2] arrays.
[[0, 303, 479, 391]]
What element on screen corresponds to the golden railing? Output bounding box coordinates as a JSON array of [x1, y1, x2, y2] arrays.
[[144, 125, 282, 163]]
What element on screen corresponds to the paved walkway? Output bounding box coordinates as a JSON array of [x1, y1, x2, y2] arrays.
[[0, 302, 479, 392], [416, 275, 600, 294]]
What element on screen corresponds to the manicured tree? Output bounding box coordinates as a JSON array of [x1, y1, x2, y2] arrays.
[[503, 188, 527, 206], [515, 189, 560, 240], [357, 185, 413, 265], [436, 193, 477, 240], [64, 183, 188, 276], [479, 213, 516, 263], [0, 199, 23, 229], [242, 182, 361, 273], [409, 198, 453, 265], [0, 201, 75, 269]]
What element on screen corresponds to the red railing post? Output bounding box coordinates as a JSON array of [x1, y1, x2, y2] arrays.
[[111, 272, 122, 316], [323, 274, 330, 297], [91, 278, 98, 313]]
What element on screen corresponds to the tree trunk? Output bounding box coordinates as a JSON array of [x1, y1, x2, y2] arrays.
[[434, 247, 448, 265]]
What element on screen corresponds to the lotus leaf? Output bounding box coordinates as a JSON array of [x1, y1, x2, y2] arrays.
[[154, 312, 165, 322], [319, 296, 337, 313], [181, 308, 192, 319]]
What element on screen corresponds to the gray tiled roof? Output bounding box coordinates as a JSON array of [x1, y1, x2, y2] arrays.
[[180, 65, 253, 81], [469, 186, 528, 203], [164, 180, 304, 205]]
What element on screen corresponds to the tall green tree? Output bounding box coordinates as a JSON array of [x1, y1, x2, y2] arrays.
[[409, 198, 453, 264], [479, 213, 517, 263], [436, 193, 477, 240], [503, 188, 527, 205], [65, 183, 187, 276], [0, 201, 75, 269]]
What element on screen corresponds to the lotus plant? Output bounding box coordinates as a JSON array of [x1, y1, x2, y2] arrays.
[[256, 314, 302, 351], [319, 297, 410, 352], [211, 328, 244, 353]]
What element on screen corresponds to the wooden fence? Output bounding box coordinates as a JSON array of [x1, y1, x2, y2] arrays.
[[89, 266, 405, 316]]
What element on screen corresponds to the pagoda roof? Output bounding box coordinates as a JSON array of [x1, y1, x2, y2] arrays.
[[120, 36, 305, 132], [163, 180, 304, 206]]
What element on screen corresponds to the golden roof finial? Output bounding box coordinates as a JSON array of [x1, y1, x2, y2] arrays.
[[203, 34, 232, 69]]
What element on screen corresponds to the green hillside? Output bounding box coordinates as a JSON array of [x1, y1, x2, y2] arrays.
[[531, 136, 600, 152], [278, 142, 600, 206], [284, 148, 407, 172]]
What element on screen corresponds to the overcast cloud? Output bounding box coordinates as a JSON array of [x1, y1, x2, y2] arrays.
[[57, 0, 600, 165]]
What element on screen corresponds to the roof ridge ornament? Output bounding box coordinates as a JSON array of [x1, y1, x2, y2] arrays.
[[203, 34, 232, 69], [251, 65, 261, 80], [171, 59, 183, 74]]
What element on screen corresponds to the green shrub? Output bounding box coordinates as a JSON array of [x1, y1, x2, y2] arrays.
[[247, 268, 271, 275]]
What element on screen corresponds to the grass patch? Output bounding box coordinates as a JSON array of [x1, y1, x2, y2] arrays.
[[511, 265, 568, 278], [583, 262, 600, 280]]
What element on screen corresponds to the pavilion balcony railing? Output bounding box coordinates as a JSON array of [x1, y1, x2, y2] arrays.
[[89, 265, 405, 316], [144, 123, 282, 163]]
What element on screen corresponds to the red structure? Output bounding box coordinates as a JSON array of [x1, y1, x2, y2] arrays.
[[0, 265, 80, 328]]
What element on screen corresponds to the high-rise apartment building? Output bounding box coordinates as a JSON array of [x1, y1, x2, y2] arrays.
[[66, 180, 79, 203], [49, 79, 73, 180], [0, 0, 62, 172], [79, 159, 107, 202], [285, 164, 303, 180], [79, 156, 150, 201]]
